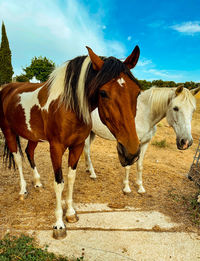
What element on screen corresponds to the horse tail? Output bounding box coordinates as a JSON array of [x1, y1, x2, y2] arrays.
[[3, 135, 24, 169]]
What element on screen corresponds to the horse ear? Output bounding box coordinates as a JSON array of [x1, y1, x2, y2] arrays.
[[175, 85, 184, 96], [190, 86, 200, 96], [123, 45, 140, 69], [86, 46, 104, 71]]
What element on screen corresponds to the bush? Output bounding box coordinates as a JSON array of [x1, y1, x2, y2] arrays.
[[151, 139, 167, 148], [16, 75, 30, 82]]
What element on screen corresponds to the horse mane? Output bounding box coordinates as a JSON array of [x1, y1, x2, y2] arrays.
[[86, 56, 139, 109], [148, 87, 196, 116], [46, 55, 139, 124]]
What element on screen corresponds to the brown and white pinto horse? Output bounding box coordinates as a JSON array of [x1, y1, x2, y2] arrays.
[[0, 46, 141, 239]]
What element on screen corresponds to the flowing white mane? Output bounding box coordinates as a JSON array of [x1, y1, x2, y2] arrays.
[[43, 57, 92, 124], [148, 87, 196, 116], [43, 62, 67, 111]]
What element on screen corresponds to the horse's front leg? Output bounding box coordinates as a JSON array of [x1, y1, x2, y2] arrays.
[[50, 142, 66, 239], [84, 134, 97, 179], [136, 142, 149, 193], [66, 142, 85, 223], [25, 141, 42, 188], [123, 166, 131, 193]]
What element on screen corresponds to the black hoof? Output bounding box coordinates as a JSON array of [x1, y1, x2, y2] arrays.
[[53, 225, 67, 239]]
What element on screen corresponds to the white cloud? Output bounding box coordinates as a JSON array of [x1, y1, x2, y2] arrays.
[[0, 0, 126, 75], [171, 21, 200, 35], [137, 59, 152, 67], [134, 66, 200, 82], [127, 36, 131, 41], [133, 58, 186, 82]]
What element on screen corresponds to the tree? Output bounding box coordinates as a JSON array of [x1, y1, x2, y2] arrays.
[[15, 74, 29, 82], [138, 80, 152, 90], [0, 22, 14, 85], [184, 81, 197, 90], [23, 56, 55, 82]]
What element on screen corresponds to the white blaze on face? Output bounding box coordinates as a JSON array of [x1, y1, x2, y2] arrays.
[[19, 88, 41, 131], [117, 77, 125, 87]]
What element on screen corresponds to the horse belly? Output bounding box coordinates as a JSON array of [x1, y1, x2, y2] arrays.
[[6, 103, 46, 141]]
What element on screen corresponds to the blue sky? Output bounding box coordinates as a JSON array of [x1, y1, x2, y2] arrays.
[[0, 0, 200, 82]]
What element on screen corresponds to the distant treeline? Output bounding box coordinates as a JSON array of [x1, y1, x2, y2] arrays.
[[138, 80, 200, 90]]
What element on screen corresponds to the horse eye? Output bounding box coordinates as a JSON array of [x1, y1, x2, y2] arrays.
[[173, 106, 179, 111], [99, 90, 109, 98]]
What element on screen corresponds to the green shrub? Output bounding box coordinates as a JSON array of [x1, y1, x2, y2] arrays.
[[16, 75, 30, 82], [0, 234, 84, 261], [151, 139, 167, 148]]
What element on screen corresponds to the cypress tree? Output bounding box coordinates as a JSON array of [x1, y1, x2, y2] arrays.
[[0, 22, 14, 85]]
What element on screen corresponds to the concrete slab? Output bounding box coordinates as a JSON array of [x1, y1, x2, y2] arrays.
[[67, 211, 178, 230], [36, 230, 200, 261], [34, 204, 200, 261]]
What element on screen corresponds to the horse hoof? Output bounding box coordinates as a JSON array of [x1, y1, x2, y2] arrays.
[[90, 174, 97, 179], [53, 226, 67, 239], [123, 188, 131, 194], [66, 214, 79, 223], [19, 192, 28, 201], [123, 191, 131, 195], [34, 184, 43, 188], [138, 188, 146, 194]]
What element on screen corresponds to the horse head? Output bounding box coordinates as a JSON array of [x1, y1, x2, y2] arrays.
[[87, 46, 141, 166], [166, 85, 199, 150]]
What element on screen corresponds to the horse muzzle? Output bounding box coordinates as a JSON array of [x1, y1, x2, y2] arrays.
[[117, 142, 140, 167], [176, 138, 193, 150]]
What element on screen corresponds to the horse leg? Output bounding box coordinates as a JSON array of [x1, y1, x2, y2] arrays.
[[136, 142, 149, 194], [66, 142, 85, 223], [25, 141, 42, 188], [123, 166, 131, 193], [2, 128, 27, 199], [84, 132, 97, 179], [50, 142, 66, 239]]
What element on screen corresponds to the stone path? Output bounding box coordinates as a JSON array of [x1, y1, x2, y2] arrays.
[[35, 203, 200, 261]]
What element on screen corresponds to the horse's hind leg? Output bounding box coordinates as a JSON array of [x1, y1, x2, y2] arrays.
[[2, 128, 27, 199], [25, 141, 42, 188], [84, 132, 97, 178]]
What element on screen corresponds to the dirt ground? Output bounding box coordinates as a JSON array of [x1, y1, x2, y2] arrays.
[[0, 99, 200, 236]]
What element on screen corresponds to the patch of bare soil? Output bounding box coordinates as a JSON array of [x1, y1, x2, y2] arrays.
[[0, 100, 200, 236]]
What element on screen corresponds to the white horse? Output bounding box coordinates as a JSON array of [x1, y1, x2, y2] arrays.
[[84, 86, 200, 194]]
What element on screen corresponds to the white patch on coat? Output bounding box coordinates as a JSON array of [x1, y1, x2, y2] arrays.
[[19, 88, 41, 131], [43, 62, 68, 111], [117, 77, 125, 87]]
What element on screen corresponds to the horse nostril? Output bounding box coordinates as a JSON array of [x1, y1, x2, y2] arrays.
[[180, 139, 185, 146], [188, 175, 193, 181]]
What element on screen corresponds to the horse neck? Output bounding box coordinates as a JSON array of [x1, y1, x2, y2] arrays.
[[138, 88, 174, 128]]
